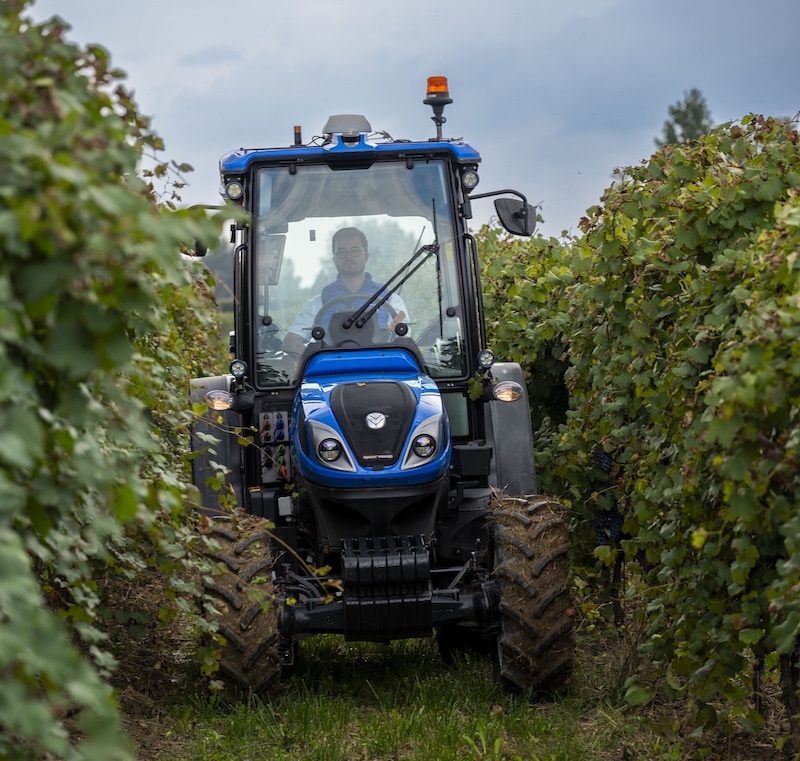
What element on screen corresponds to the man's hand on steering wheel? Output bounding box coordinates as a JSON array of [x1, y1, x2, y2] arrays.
[[313, 293, 403, 345]]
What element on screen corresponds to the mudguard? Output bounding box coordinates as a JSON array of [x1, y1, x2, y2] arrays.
[[189, 375, 243, 513], [484, 362, 537, 495]]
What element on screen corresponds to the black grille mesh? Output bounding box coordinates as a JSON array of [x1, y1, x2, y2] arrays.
[[330, 382, 415, 467]]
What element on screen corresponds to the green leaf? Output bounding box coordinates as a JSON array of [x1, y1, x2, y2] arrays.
[[624, 683, 653, 707], [111, 483, 140, 522], [738, 628, 763, 645]]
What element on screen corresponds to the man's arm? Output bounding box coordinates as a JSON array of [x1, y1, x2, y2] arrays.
[[282, 331, 308, 356], [388, 293, 409, 332], [282, 295, 322, 355]]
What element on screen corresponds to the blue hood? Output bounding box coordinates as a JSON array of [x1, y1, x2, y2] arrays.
[[291, 348, 451, 489]]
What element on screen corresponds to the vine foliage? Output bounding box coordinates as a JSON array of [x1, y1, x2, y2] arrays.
[[0, 3, 221, 759], [479, 115, 800, 735]]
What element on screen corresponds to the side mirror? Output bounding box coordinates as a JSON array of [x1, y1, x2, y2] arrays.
[[494, 198, 536, 237]]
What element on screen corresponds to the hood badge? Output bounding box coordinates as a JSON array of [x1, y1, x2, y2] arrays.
[[366, 412, 387, 430]]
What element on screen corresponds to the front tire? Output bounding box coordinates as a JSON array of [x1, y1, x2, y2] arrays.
[[490, 494, 574, 694], [200, 512, 283, 702]]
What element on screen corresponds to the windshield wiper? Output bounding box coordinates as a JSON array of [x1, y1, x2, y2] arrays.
[[344, 242, 439, 330], [343, 201, 440, 331]]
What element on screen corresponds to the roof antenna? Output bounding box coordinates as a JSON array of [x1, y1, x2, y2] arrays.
[[423, 76, 452, 141]]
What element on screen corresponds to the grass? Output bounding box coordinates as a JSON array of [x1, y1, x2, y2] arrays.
[[153, 634, 694, 761], [110, 557, 792, 759]]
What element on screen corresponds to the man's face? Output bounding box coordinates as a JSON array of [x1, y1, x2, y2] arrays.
[[333, 235, 368, 277]]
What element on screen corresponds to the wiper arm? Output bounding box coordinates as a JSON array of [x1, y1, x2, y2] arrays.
[[344, 242, 439, 330], [344, 200, 441, 332]]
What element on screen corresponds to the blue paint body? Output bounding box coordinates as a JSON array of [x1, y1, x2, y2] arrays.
[[290, 348, 451, 489]]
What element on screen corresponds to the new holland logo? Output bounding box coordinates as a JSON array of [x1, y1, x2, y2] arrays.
[[366, 412, 387, 430]]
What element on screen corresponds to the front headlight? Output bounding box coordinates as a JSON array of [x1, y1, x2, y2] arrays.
[[402, 414, 444, 470], [308, 420, 356, 472], [412, 434, 436, 459], [318, 438, 343, 462]]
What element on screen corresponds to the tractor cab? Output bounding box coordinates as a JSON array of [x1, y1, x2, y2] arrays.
[[247, 151, 466, 387]]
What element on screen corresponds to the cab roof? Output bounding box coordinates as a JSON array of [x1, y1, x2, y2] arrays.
[[220, 131, 481, 175]]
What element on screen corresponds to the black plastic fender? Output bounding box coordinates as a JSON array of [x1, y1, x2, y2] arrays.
[[484, 363, 537, 495], [189, 375, 243, 513]]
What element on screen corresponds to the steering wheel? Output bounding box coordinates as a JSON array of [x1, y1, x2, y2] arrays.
[[257, 320, 283, 353], [313, 293, 399, 346]]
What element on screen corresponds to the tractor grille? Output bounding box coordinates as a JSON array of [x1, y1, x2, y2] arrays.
[[330, 381, 415, 467]]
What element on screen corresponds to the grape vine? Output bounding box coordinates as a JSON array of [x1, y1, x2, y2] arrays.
[[479, 114, 800, 736]]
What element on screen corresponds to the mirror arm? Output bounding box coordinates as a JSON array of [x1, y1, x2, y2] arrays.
[[468, 188, 529, 207]]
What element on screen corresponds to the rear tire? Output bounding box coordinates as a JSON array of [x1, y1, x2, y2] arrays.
[[200, 512, 283, 702], [490, 494, 574, 694]]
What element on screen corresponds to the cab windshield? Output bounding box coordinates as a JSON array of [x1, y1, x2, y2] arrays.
[[253, 160, 466, 386]]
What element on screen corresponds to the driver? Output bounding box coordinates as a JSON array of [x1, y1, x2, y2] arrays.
[[282, 227, 408, 355]]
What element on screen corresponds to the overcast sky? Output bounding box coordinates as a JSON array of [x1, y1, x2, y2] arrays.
[[27, 0, 800, 238]]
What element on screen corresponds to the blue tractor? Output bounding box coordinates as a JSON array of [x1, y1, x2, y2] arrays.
[[191, 77, 574, 699]]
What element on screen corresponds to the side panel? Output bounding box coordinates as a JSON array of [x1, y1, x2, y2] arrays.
[[484, 362, 537, 496]]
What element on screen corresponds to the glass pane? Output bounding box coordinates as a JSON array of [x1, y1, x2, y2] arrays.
[[253, 160, 465, 386]]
